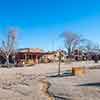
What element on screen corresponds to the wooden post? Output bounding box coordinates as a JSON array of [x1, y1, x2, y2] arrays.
[[35, 56, 39, 64], [25, 54, 27, 61], [58, 52, 61, 76]]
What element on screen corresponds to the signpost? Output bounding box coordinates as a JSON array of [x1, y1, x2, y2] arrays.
[[58, 50, 62, 76]]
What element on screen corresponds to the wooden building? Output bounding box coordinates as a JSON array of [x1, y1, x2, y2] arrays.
[[16, 48, 45, 64]]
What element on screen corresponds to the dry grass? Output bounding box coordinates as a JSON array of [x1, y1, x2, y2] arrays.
[[40, 79, 55, 100]]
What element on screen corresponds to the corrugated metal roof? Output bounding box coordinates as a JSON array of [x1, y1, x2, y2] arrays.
[[17, 48, 44, 53]]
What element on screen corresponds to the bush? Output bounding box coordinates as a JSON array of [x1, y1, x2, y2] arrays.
[[25, 60, 34, 65], [40, 58, 45, 63]]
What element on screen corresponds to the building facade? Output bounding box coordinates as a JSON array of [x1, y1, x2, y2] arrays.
[[16, 48, 45, 64]]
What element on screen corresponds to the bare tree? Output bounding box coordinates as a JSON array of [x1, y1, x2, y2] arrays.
[[80, 39, 98, 52], [0, 30, 16, 67], [79, 39, 100, 60], [93, 43, 100, 51], [62, 32, 81, 58], [83, 39, 93, 52]]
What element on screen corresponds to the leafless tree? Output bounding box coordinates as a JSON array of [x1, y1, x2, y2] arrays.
[[93, 43, 100, 51], [80, 39, 98, 52], [0, 30, 16, 67], [62, 32, 81, 58], [83, 39, 93, 52], [79, 39, 100, 60]]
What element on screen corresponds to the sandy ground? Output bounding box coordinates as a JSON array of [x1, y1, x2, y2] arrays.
[[48, 63, 100, 100], [48, 70, 100, 100], [0, 71, 48, 100], [0, 61, 100, 100]]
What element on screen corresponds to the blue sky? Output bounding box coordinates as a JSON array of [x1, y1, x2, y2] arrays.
[[0, 0, 100, 51]]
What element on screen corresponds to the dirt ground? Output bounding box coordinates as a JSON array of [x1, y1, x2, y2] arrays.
[[48, 69, 100, 100], [0, 61, 99, 100]]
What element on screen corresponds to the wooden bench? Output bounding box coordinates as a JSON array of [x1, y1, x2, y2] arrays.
[[72, 67, 86, 76]]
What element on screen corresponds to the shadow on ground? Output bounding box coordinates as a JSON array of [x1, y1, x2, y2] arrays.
[[47, 70, 73, 78], [77, 82, 100, 87]]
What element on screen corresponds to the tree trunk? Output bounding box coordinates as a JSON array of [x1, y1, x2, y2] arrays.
[[6, 55, 9, 68], [13, 55, 16, 64], [68, 47, 71, 58]]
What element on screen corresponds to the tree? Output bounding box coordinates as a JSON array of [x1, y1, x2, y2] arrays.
[[93, 43, 100, 51], [62, 32, 81, 58], [80, 39, 100, 52], [82, 39, 93, 52], [0, 30, 16, 67], [79, 39, 100, 60]]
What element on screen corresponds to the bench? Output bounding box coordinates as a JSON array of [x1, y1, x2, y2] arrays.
[[72, 67, 86, 76]]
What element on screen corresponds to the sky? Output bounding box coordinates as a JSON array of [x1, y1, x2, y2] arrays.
[[0, 0, 100, 51]]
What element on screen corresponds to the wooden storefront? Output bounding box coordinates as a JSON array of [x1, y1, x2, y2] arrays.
[[16, 52, 44, 64]]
